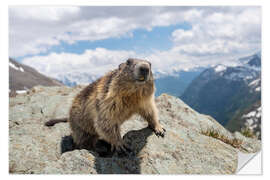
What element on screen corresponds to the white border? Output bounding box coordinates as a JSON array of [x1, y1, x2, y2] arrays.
[[5, 0, 265, 6], [2, 0, 269, 179]]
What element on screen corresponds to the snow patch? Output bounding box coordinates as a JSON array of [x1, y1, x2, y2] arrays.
[[19, 67, 24, 72], [249, 78, 260, 87], [16, 90, 27, 94], [244, 76, 253, 80], [214, 65, 227, 72], [58, 72, 98, 86], [182, 68, 190, 72], [9, 62, 24, 72], [243, 111, 256, 118], [242, 105, 261, 132]]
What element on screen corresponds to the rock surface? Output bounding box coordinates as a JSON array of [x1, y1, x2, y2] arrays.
[[9, 86, 261, 174]]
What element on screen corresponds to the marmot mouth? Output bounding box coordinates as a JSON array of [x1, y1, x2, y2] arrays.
[[136, 76, 146, 82]]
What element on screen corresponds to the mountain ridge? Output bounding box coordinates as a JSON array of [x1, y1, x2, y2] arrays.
[[9, 58, 64, 92], [181, 53, 261, 133]]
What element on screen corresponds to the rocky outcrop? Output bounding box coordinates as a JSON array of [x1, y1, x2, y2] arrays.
[[9, 86, 261, 174]]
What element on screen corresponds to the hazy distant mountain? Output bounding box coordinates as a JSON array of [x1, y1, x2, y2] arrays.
[[9, 58, 63, 92], [181, 53, 261, 127], [154, 68, 204, 97], [56, 63, 204, 97], [56, 72, 99, 87]]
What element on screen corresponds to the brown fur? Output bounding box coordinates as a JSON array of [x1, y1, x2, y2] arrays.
[[44, 118, 67, 126], [46, 58, 165, 152]]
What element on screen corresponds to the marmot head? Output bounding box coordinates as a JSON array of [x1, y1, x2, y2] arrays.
[[118, 58, 153, 84]]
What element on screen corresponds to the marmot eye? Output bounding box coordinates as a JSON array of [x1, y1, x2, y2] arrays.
[[127, 59, 132, 66]]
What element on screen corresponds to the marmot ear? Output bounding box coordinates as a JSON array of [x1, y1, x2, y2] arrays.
[[146, 60, 151, 67], [118, 63, 125, 70]]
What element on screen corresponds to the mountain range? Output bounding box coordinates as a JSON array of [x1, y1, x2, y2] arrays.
[[181, 53, 261, 138], [54, 63, 204, 97], [154, 68, 204, 97], [9, 52, 262, 138]]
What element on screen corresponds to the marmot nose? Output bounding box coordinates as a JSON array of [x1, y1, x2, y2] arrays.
[[139, 66, 149, 75]]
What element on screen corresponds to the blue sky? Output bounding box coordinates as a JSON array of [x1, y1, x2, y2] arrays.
[[9, 6, 261, 83], [16, 23, 192, 61]]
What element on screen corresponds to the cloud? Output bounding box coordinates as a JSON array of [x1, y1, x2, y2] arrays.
[[21, 47, 192, 83], [171, 7, 261, 57], [13, 6, 261, 84], [21, 46, 237, 84], [9, 6, 80, 21], [9, 6, 80, 57], [22, 48, 137, 84], [9, 6, 261, 58], [9, 6, 203, 57]]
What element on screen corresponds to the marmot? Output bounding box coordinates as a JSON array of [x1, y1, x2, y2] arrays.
[[45, 58, 166, 154]]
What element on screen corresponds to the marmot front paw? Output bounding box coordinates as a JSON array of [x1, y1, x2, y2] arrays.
[[149, 125, 166, 137]]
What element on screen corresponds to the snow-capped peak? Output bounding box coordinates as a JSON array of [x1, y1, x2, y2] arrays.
[[207, 53, 261, 83], [238, 52, 261, 68]]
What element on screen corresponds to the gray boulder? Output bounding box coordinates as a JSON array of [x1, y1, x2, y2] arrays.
[[9, 86, 261, 174]]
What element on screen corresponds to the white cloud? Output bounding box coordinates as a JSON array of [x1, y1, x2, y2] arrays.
[[171, 7, 261, 58], [10, 6, 260, 58], [12, 6, 261, 84], [172, 29, 194, 43], [21, 46, 227, 84], [9, 6, 203, 57], [9, 6, 81, 57], [57, 17, 136, 43], [9, 6, 80, 21], [22, 48, 137, 84]]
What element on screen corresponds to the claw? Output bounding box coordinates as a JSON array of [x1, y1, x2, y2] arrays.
[[160, 133, 164, 138], [156, 132, 164, 138], [153, 127, 166, 138]]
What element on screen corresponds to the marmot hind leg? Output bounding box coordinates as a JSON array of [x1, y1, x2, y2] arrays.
[[95, 119, 132, 156], [72, 130, 98, 151], [71, 127, 115, 157], [70, 122, 98, 150]]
